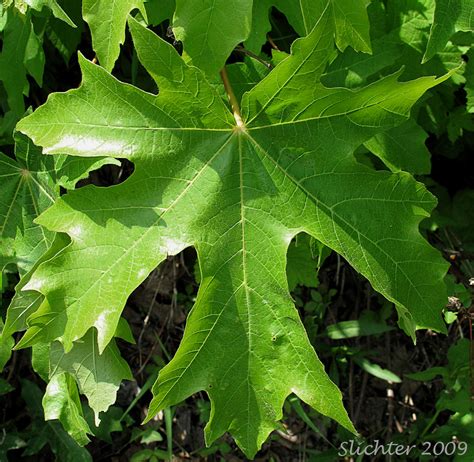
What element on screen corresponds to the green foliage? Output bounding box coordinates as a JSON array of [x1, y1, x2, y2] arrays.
[[0, 134, 57, 274], [0, 317, 13, 370], [15, 11, 449, 455], [0, 0, 78, 142], [0, 134, 116, 274], [363, 119, 432, 174], [0, 8, 44, 141], [247, 0, 372, 55], [46, 0, 83, 63], [407, 339, 473, 461], [82, 0, 146, 71], [43, 372, 93, 445], [4, 379, 93, 461], [325, 310, 394, 340], [5, 0, 75, 25], [49, 329, 133, 426], [0, 0, 473, 459], [173, 0, 253, 76], [424, 0, 474, 62]]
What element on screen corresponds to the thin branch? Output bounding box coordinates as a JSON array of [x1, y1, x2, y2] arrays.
[[235, 46, 274, 69], [267, 34, 280, 51]]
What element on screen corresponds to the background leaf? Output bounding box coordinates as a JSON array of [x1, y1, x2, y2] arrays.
[[43, 372, 92, 445], [423, 0, 474, 62], [172, 0, 253, 77], [49, 329, 133, 425], [82, 0, 146, 71]]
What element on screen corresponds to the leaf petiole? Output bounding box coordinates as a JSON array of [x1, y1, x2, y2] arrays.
[[219, 67, 245, 129]]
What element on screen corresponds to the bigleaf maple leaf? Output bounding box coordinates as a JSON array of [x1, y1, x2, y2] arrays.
[[17, 11, 449, 457]]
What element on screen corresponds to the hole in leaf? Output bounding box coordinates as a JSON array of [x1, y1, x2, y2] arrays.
[[75, 158, 135, 188]]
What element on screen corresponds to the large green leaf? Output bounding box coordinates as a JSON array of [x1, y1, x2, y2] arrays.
[[321, 34, 404, 88], [16, 12, 449, 457], [82, 0, 146, 71], [143, 0, 175, 26], [423, 0, 474, 62], [280, 0, 372, 53]]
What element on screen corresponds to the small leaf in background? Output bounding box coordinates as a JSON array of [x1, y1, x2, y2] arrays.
[[445, 274, 472, 309], [46, 0, 83, 63], [443, 310, 458, 325], [446, 106, 474, 143], [0, 8, 45, 141], [0, 377, 14, 395], [0, 318, 14, 371], [406, 366, 447, 381], [225, 57, 272, 102], [2, 233, 69, 341], [82, 0, 147, 71], [386, 0, 435, 54], [84, 406, 126, 443], [131, 427, 163, 444], [354, 357, 402, 383], [247, 0, 371, 54], [143, 0, 175, 26], [49, 329, 133, 426], [173, 0, 253, 76], [43, 372, 92, 445], [12, 0, 76, 26], [0, 432, 27, 460], [286, 234, 331, 291], [0, 133, 57, 274], [423, 0, 474, 62], [326, 310, 394, 340], [278, 0, 372, 53]]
